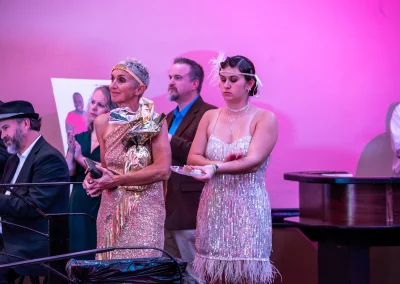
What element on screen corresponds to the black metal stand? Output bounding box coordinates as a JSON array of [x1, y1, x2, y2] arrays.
[[48, 214, 70, 284]]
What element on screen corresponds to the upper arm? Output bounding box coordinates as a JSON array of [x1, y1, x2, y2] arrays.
[[94, 113, 109, 167], [151, 121, 171, 168], [246, 110, 278, 164], [188, 110, 214, 161]]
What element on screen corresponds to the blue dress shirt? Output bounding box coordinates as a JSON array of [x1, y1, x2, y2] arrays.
[[168, 95, 199, 135]]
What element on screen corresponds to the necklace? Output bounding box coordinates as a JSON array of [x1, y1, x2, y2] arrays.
[[226, 103, 251, 139], [226, 103, 250, 113]]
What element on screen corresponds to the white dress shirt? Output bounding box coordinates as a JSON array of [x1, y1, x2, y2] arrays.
[[0, 135, 41, 233]]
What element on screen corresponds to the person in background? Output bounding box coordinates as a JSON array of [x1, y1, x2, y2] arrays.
[[390, 103, 400, 175], [66, 85, 117, 258], [65, 92, 87, 135], [164, 57, 216, 283], [187, 54, 279, 283]]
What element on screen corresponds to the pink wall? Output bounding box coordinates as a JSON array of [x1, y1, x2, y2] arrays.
[[1, 0, 399, 207]]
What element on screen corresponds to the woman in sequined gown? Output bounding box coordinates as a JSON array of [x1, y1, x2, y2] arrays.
[[83, 59, 171, 260], [188, 55, 279, 283]]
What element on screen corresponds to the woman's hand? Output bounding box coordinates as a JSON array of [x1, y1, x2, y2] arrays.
[[190, 165, 215, 183], [67, 131, 76, 153], [73, 141, 83, 161], [72, 140, 88, 169], [223, 152, 244, 162], [83, 165, 119, 197]]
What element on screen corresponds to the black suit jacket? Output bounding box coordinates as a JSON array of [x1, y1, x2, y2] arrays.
[[0, 136, 69, 276], [0, 140, 10, 181], [165, 96, 216, 230]]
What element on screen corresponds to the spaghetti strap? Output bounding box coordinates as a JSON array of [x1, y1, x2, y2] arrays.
[[211, 108, 223, 135], [248, 108, 261, 136], [250, 108, 261, 124]]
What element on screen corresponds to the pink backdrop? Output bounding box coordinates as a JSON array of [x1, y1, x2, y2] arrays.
[[1, 0, 399, 208]]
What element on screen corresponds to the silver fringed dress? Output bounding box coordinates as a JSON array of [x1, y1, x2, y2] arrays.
[[193, 133, 278, 283]]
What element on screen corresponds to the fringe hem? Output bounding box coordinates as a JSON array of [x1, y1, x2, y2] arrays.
[[192, 254, 280, 284]]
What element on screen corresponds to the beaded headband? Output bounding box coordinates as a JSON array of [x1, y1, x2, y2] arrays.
[[112, 64, 146, 87]]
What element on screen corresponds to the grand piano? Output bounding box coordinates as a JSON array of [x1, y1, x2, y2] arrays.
[[284, 171, 400, 284]]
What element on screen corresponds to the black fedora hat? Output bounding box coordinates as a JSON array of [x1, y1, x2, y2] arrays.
[[0, 100, 39, 121]]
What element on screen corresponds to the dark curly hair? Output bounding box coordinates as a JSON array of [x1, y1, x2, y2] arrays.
[[220, 55, 258, 96]]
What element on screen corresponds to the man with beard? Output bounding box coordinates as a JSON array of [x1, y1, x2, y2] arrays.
[[165, 58, 216, 283], [0, 100, 69, 283]]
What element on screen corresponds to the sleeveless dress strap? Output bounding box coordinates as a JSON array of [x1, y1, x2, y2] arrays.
[[211, 108, 224, 135], [251, 108, 260, 123]]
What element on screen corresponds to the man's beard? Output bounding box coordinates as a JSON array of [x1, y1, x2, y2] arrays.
[[168, 93, 179, 102], [3, 127, 24, 154], [168, 87, 179, 102]]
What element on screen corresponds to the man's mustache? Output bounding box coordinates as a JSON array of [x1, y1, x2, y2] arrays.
[[3, 137, 11, 143]]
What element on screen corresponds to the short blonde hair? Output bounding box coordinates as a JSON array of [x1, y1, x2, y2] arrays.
[[116, 58, 150, 88]]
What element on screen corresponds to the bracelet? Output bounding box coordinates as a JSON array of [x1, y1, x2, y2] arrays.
[[212, 164, 219, 174]]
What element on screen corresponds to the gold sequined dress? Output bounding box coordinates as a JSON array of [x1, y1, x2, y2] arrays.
[[96, 123, 165, 260], [193, 131, 278, 283]]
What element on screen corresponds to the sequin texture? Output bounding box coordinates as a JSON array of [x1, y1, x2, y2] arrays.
[[96, 123, 165, 260], [193, 134, 278, 283]]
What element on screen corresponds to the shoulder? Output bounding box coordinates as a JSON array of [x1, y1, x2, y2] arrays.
[[254, 107, 277, 120], [202, 108, 221, 120], [197, 97, 217, 111], [203, 103, 217, 112], [166, 109, 174, 117], [94, 113, 109, 128], [35, 139, 67, 165], [37, 139, 64, 157], [75, 131, 90, 145], [393, 104, 400, 118], [65, 111, 74, 119], [197, 103, 217, 118], [252, 107, 277, 128], [74, 130, 89, 142]]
